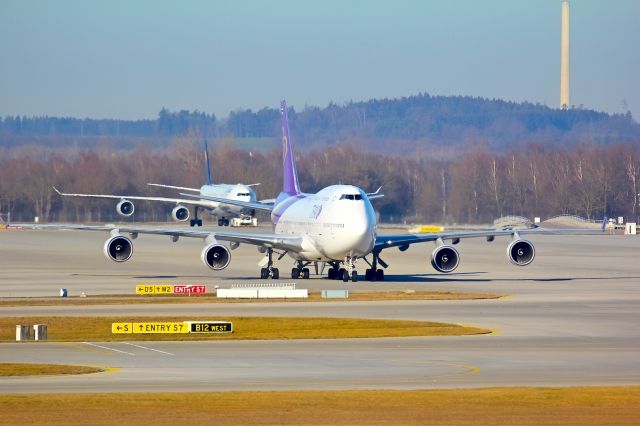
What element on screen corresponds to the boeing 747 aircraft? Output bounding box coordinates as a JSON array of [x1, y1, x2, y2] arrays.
[[53, 141, 260, 227], [10, 100, 605, 282]]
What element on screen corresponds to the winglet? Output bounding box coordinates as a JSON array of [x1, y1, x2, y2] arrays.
[[601, 216, 608, 232], [204, 140, 213, 185], [280, 100, 301, 195]]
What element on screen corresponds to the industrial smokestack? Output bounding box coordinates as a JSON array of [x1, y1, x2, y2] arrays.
[[560, 0, 570, 109]]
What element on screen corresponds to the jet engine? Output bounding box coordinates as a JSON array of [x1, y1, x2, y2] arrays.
[[171, 205, 190, 222], [507, 239, 535, 266], [103, 235, 133, 262], [116, 199, 135, 217], [201, 244, 231, 270], [430, 245, 460, 273]]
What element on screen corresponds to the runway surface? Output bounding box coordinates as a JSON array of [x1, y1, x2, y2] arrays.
[[1, 227, 639, 393]]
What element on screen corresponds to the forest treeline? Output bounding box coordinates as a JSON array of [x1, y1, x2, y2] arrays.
[[1, 94, 638, 153], [1, 141, 639, 224]]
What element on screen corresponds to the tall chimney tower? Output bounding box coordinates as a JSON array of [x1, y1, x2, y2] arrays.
[[560, 0, 570, 109]]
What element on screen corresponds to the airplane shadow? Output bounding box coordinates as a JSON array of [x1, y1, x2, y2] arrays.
[[70, 273, 212, 279], [375, 273, 640, 284]]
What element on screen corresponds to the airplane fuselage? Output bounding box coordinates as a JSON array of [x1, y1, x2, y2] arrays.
[[272, 185, 377, 261], [200, 184, 257, 217]]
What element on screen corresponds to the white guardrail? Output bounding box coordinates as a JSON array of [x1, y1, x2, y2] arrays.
[[217, 284, 307, 299]]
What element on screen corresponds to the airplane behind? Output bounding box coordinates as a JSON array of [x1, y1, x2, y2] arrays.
[[12, 100, 606, 282], [53, 141, 260, 227]]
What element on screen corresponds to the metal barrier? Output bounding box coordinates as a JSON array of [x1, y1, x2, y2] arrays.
[[33, 324, 48, 341], [16, 325, 30, 341], [231, 282, 296, 290]]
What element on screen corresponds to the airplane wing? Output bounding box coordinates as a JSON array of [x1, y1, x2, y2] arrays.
[[53, 187, 214, 208], [8, 223, 305, 252], [375, 227, 605, 251], [146, 183, 200, 192], [179, 192, 274, 212]]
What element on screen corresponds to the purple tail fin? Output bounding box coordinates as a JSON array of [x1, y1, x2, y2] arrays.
[[280, 100, 301, 195]]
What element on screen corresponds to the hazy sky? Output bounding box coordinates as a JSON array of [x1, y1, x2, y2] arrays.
[[1, 0, 639, 120]]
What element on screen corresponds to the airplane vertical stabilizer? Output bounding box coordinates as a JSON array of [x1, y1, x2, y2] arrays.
[[280, 100, 301, 196], [204, 140, 213, 185]]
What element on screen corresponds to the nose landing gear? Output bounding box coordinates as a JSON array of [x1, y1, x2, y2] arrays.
[[291, 261, 311, 279]]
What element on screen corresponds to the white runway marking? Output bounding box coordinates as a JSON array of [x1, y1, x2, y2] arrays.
[[122, 342, 175, 356], [82, 342, 135, 356]]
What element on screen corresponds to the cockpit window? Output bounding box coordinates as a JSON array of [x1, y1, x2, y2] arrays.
[[236, 193, 251, 197], [339, 194, 362, 200]]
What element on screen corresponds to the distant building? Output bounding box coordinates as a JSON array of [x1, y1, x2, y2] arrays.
[[560, 0, 570, 109]]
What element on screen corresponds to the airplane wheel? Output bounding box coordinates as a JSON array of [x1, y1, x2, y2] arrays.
[[351, 271, 358, 282], [291, 268, 300, 279], [218, 219, 223, 226], [302, 268, 310, 279], [327, 268, 336, 279], [365, 269, 373, 281], [197, 219, 203, 227], [338, 268, 346, 281], [271, 268, 279, 279], [260, 268, 269, 279], [375, 269, 384, 281], [224, 219, 230, 226], [342, 269, 349, 282]]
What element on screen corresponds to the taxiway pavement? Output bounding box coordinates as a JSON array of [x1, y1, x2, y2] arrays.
[[1, 227, 639, 393]]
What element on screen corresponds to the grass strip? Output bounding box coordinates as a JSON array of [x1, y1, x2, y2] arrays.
[[0, 290, 502, 307], [0, 363, 102, 377], [0, 316, 490, 342], [0, 387, 639, 425]]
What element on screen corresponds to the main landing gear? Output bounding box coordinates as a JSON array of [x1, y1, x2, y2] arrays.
[[217, 217, 229, 226], [259, 248, 280, 279], [291, 261, 311, 279], [364, 251, 385, 281], [190, 206, 203, 227]]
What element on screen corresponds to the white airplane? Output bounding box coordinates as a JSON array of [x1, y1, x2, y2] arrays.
[[11, 100, 605, 282], [52, 141, 260, 227]]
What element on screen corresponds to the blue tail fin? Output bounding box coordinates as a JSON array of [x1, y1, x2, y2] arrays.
[[280, 100, 301, 195], [204, 140, 213, 185]]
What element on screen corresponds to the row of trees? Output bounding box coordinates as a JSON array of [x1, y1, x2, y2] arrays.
[[1, 141, 639, 224], [2, 94, 638, 151]]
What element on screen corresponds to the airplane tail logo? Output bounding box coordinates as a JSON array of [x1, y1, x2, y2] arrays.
[[204, 140, 213, 185], [280, 100, 301, 195]]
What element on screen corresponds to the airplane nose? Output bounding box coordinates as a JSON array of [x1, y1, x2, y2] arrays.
[[345, 202, 375, 255]]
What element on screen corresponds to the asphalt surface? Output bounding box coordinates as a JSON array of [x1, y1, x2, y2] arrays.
[[1, 226, 639, 393]]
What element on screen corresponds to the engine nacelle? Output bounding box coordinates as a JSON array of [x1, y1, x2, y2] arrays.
[[171, 205, 190, 222], [507, 239, 535, 266], [201, 244, 231, 270], [430, 245, 460, 273], [103, 235, 133, 262], [116, 199, 135, 217]]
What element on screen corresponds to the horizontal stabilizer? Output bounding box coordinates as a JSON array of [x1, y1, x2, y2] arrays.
[[179, 192, 274, 212]]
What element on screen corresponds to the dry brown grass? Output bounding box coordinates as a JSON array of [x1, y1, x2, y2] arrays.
[[0, 316, 490, 342], [0, 363, 102, 376], [0, 290, 501, 307], [1, 387, 639, 425]]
